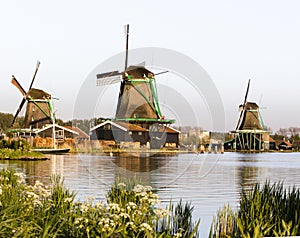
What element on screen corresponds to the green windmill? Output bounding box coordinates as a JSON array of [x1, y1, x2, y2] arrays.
[[95, 25, 176, 149]]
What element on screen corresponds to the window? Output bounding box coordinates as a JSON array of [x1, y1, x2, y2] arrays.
[[138, 132, 142, 136]]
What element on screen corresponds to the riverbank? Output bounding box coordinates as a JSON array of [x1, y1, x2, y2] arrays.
[[0, 148, 48, 160]]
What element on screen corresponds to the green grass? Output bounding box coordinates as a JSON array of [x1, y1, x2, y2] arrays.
[[0, 139, 45, 160], [0, 148, 45, 160]]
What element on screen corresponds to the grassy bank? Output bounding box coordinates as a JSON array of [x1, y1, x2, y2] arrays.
[[0, 139, 46, 160], [0, 148, 46, 160], [0, 169, 199, 237]]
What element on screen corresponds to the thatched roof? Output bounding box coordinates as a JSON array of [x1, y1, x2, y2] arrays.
[[26, 88, 51, 99], [123, 66, 154, 79]]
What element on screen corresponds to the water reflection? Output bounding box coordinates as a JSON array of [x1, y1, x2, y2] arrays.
[[1, 152, 300, 237], [113, 156, 169, 172]]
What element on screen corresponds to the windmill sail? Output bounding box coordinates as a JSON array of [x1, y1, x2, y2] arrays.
[[11, 61, 40, 126], [96, 71, 122, 86], [235, 79, 250, 130]]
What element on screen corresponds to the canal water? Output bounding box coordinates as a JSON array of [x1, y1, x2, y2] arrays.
[[1, 152, 300, 237]]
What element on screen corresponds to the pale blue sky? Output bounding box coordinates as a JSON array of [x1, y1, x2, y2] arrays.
[[1, 0, 300, 132]]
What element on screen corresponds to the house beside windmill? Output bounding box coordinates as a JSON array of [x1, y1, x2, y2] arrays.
[[224, 80, 270, 151], [91, 25, 179, 150]]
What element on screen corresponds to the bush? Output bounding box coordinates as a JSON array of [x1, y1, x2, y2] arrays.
[[0, 139, 30, 151]]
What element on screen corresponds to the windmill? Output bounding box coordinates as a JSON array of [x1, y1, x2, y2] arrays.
[[10, 62, 76, 153], [232, 79, 268, 151], [11, 61, 54, 129], [94, 25, 176, 149]]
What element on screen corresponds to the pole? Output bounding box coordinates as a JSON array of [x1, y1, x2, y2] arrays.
[[124, 24, 129, 71]]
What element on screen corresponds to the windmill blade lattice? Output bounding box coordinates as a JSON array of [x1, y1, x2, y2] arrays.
[[96, 71, 122, 86]]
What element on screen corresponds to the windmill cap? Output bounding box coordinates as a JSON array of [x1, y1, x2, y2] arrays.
[[27, 88, 51, 99], [123, 66, 154, 79]]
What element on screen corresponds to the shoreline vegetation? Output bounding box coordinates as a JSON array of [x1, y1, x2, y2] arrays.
[[0, 137, 298, 161], [0, 148, 47, 160], [0, 169, 199, 237], [1, 169, 300, 237], [0, 139, 47, 160]]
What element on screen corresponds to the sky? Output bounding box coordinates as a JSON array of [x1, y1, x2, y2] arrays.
[[1, 0, 300, 133]]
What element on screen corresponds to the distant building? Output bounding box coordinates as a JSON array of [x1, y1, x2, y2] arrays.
[[276, 140, 293, 150]]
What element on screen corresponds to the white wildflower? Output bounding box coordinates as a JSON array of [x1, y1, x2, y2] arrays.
[[94, 202, 102, 209], [74, 218, 83, 225], [108, 203, 120, 212], [150, 194, 159, 199], [120, 212, 130, 219], [154, 208, 170, 218], [26, 191, 39, 200], [126, 221, 136, 229], [86, 195, 95, 201], [34, 180, 43, 187], [32, 199, 42, 207], [133, 184, 144, 193], [79, 203, 89, 213], [140, 223, 152, 231], [126, 202, 137, 211], [117, 182, 126, 188], [144, 185, 152, 192], [14, 172, 26, 184], [64, 197, 73, 203], [174, 232, 183, 237], [14, 172, 25, 179], [103, 224, 109, 229], [109, 213, 120, 220], [148, 197, 159, 205]]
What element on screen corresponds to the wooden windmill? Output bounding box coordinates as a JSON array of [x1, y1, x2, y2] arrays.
[[94, 25, 177, 149], [233, 79, 268, 151], [10, 61, 77, 153], [11, 61, 54, 129]]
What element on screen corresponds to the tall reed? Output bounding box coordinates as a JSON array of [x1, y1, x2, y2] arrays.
[[210, 181, 300, 237]]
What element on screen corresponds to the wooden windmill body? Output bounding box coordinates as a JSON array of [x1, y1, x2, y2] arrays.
[[93, 25, 178, 149], [23, 88, 53, 129]]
